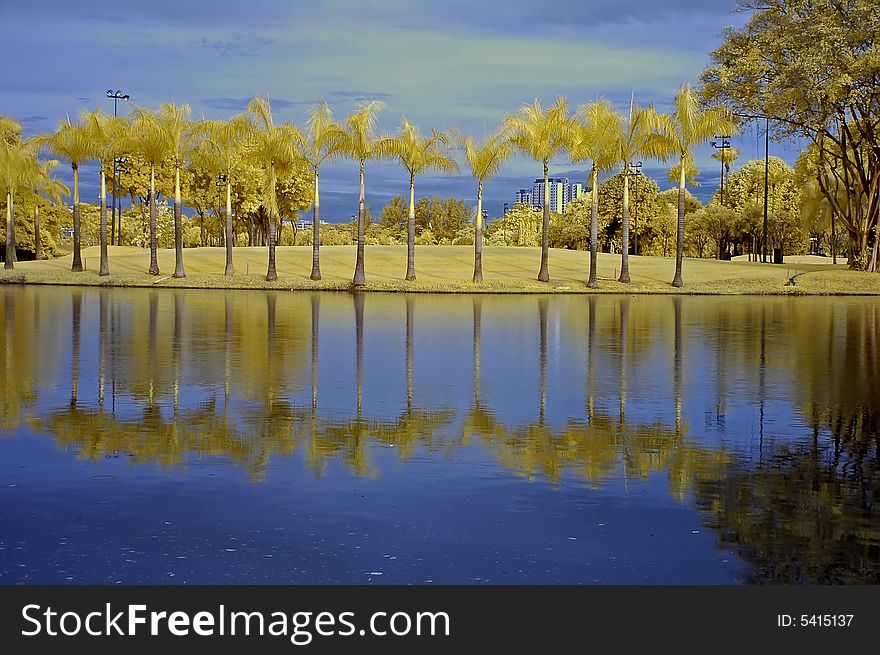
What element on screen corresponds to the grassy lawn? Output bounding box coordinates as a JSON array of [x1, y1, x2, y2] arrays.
[[2, 245, 877, 294]]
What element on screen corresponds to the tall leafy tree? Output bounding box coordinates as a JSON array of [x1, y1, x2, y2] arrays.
[[246, 96, 303, 281], [503, 97, 573, 282], [339, 100, 384, 287], [700, 0, 880, 271], [461, 133, 511, 282], [296, 101, 346, 281], [649, 84, 735, 286], [572, 99, 622, 288], [158, 103, 192, 278], [32, 117, 96, 272], [193, 114, 251, 275], [377, 119, 459, 280]]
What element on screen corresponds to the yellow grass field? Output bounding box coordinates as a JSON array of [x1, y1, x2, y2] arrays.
[[2, 245, 878, 294]]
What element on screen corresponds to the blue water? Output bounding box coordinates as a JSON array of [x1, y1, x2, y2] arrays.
[[0, 288, 877, 584]]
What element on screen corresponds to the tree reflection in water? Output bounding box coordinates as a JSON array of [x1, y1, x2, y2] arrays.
[[0, 288, 877, 582]]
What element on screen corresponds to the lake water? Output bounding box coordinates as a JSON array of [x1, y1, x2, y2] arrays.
[[0, 287, 877, 584]]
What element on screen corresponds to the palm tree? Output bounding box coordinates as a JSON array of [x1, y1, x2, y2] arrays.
[[649, 84, 735, 287], [125, 107, 172, 275], [339, 100, 385, 287], [1, 117, 26, 268], [81, 108, 122, 276], [610, 102, 661, 283], [158, 102, 193, 278], [31, 160, 69, 261], [246, 96, 303, 281], [1, 142, 37, 269], [297, 101, 346, 281], [461, 133, 511, 282], [377, 119, 458, 281], [193, 114, 251, 275], [31, 117, 96, 272], [503, 97, 573, 283], [572, 99, 622, 288]]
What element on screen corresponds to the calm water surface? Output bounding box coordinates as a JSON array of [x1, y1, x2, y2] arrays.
[[0, 287, 877, 584]]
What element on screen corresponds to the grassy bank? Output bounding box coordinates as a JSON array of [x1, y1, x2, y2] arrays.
[[2, 245, 877, 295]]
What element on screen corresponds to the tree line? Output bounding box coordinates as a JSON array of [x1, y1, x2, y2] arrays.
[[1, 86, 735, 288]]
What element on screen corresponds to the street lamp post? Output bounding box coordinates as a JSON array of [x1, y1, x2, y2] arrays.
[[112, 156, 127, 244], [106, 90, 130, 246], [627, 161, 643, 255], [711, 135, 731, 207], [216, 174, 227, 248]]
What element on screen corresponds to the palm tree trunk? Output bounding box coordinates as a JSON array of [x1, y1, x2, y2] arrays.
[[34, 202, 42, 261], [406, 297, 414, 412], [71, 291, 82, 407], [4, 192, 13, 269], [473, 180, 484, 282], [266, 168, 278, 282], [406, 173, 416, 281], [619, 165, 631, 283], [266, 209, 278, 281], [72, 164, 83, 272], [148, 165, 159, 275], [353, 162, 367, 286], [310, 168, 321, 280], [355, 292, 364, 415], [173, 167, 185, 278], [588, 165, 599, 288], [537, 161, 550, 282], [99, 166, 109, 276], [224, 176, 234, 275], [672, 157, 686, 287]]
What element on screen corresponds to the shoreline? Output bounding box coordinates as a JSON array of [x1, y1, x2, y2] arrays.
[[2, 271, 878, 295], [2, 245, 877, 295]]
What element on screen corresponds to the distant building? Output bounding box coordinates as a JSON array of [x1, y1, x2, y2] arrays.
[[514, 189, 532, 206], [517, 178, 584, 214]]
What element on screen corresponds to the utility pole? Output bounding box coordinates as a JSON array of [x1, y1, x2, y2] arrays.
[[711, 135, 731, 206], [106, 90, 130, 245]]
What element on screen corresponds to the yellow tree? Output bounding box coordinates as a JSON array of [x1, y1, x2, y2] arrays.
[[377, 119, 459, 281], [1, 116, 25, 268], [461, 132, 511, 282], [503, 97, 573, 282], [30, 159, 69, 261], [339, 100, 385, 287], [31, 117, 97, 272], [193, 114, 251, 275], [296, 101, 346, 281], [125, 107, 173, 275], [609, 102, 661, 283], [82, 108, 124, 276], [158, 102, 193, 278], [650, 84, 735, 287], [246, 96, 303, 281], [572, 99, 622, 288]]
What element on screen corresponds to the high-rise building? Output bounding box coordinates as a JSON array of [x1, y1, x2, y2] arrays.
[[519, 177, 583, 213], [514, 189, 532, 206]]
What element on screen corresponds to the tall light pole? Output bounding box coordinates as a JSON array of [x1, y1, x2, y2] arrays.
[[732, 113, 771, 262], [711, 135, 731, 207], [106, 90, 130, 246], [627, 161, 643, 255]]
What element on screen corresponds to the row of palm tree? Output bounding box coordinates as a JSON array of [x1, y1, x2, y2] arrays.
[[2, 84, 734, 287]]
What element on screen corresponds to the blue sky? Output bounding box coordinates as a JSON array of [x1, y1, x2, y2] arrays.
[[0, 0, 803, 220]]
